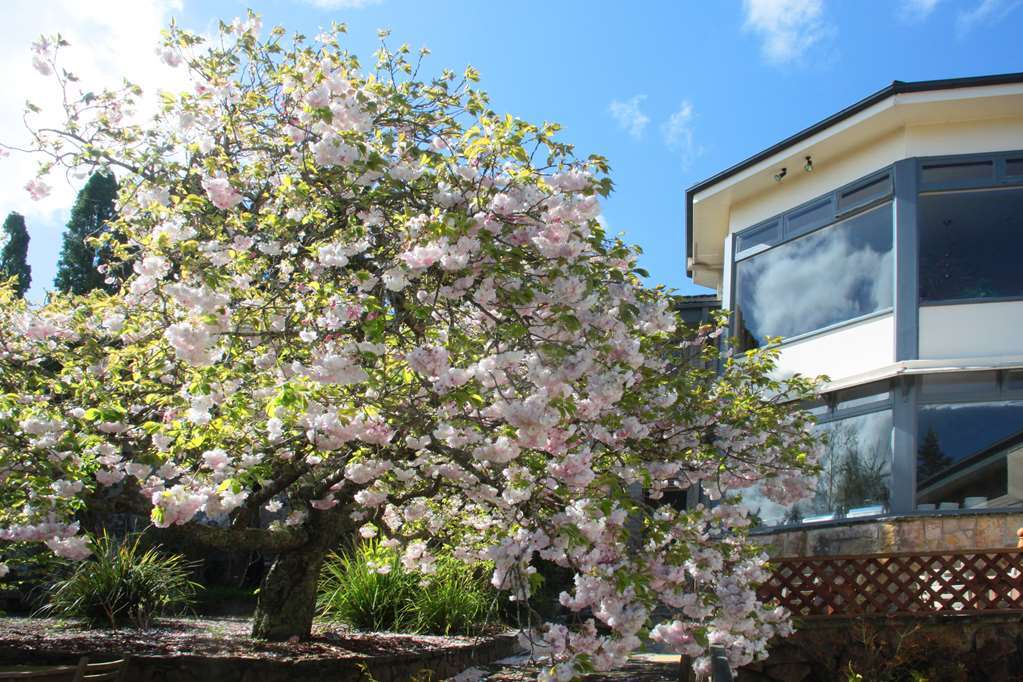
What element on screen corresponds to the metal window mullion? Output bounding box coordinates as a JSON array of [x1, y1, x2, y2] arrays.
[[894, 158, 919, 362], [890, 375, 917, 515]]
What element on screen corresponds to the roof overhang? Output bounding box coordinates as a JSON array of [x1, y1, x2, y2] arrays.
[[684, 72, 1023, 286]]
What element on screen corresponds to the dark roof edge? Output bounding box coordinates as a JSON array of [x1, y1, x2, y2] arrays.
[[683, 71, 1023, 277]]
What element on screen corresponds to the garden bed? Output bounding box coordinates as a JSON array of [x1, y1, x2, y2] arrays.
[[0, 617, 520, 682]]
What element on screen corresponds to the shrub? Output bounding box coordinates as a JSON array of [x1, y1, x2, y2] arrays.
[[407, 557, 496, 635], [318, 541, 417, 632], [44, 531, 200, 629], [317, 541, 497, 635]]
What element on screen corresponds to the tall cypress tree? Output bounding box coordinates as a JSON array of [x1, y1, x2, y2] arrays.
[[54, 171, 119, 295], [0, 212, 31, 298]]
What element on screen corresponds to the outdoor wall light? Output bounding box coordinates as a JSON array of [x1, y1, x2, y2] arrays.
[[804, 155, 814, 172], [773, 167, 787, 182]]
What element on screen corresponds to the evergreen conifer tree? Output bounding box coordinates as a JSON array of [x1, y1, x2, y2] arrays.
[[53, 171, 118, 295], [0, 212, 31, 298], [917, 426, 953, 482]]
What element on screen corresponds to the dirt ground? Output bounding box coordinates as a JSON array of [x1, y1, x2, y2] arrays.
[[0, 616, 500, 661]]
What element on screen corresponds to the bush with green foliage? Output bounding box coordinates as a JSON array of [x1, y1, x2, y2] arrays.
[[318, 541, 496, 635], [44, 532, 199, 629]]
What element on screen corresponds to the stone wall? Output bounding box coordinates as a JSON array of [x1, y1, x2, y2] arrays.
[[739, 614, 1023, 681], [0, 634, 521, 682], [755, 511, 1023, 558]]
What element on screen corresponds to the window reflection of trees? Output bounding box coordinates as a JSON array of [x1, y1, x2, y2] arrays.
[[800, 417, 891, 521], [915, 401, 1023, 507], [744, 411, 892, 527], [917, 426, 953, 483]]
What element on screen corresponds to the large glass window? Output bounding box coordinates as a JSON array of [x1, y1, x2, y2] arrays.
[[744, 408, 893, 527], [916, 400, 1023, 510], [918, 187, 1023, 303], [735, 203, 893, 349]]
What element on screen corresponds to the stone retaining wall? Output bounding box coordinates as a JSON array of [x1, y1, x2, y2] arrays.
[[755, 511, 1023, 557], [0, 634, 520, 682], [739, 614, 1023, 681]]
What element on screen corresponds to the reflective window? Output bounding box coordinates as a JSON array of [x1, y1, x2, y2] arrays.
[[920, 160, 993, 186], [916, 401, 1023, 510], [836, 384, 892, 411], [1007, 159, 1023, 177], [919, 187, 1023, 302], [919, 371, 997, 400], [744, 410, 893, 526], [735, 203, 893, 348], [920, 162, 990, 188], [1007, 370, 1023, 393], [736, 221, 780, 254], [838, 173, 891, 214], [786, 198, 833, 237]]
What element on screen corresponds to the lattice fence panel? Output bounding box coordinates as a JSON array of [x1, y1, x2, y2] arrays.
[[757, 549, 1023, 618]]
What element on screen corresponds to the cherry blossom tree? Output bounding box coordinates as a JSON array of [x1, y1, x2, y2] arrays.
[[0, 15, 821, 678]]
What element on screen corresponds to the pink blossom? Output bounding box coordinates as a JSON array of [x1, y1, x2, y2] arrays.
[[200, 176, 244, 210], [24, 178, 51, 201], [310, 496, 338, 510], [45, 535, 92, 561]]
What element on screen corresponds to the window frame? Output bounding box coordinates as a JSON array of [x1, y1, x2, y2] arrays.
[[731, 148, 1023, 533], [731, 174, 896, 349], [746, 380, 896, 531], [918, 150, 1023, 193], [916, 183, 1023, 307], [913, 372, 1023, 514], [734, 168, 894, 262]]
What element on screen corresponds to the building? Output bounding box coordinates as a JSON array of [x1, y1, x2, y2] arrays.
[[684, 73, 1023, 556]]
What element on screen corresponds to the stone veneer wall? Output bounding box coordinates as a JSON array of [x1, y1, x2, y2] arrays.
[[755, 511, 1023, 557], [0, 635, 521, 682], [739, 614, 1023, 681]]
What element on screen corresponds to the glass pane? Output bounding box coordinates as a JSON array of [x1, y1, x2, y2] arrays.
[[742, 410, 893, 526], [919, 371, 997, 400], [735, 203, 893, 349], [919, 188, 1023, 302], [804, 401, 829, 417], [916, 401, 1023, 509], [838, 174, 892, 212], [836, 383, 891, 411], [1007, 159, 1023, 177], [786, 198, 833, 237], [921, 161, 993, 186], [736, 221, 780, 254], [1007, 370, 1023, 394]]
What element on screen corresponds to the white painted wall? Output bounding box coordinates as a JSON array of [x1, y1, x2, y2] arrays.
[[919, 302, 1023, 359], [774, 314, 894, 382], [728, 129, 906, 235], [905, 117, 1023, 159]]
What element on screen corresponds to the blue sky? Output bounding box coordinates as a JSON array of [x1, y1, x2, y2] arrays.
[[2, 0, 1021, 301]]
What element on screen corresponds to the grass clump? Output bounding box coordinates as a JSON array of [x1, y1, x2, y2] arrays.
[[44, 531, 199, 629], [317, 540, 497, 635]]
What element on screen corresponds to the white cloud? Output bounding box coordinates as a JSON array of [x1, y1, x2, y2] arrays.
[[608, 95, 650, 139], [661, 100, 701, 167], [742, 0, 834, 65], [0, 0, 190, 299], [302, 0, 383, 8], [956, 0, 1022, 36], [898, 0, 940, 21]]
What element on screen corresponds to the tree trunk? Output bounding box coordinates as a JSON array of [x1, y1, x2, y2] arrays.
[[252, 547, 325, 640]]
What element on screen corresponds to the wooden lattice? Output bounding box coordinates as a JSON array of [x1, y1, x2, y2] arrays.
[[757, 548, 1023, 618]]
